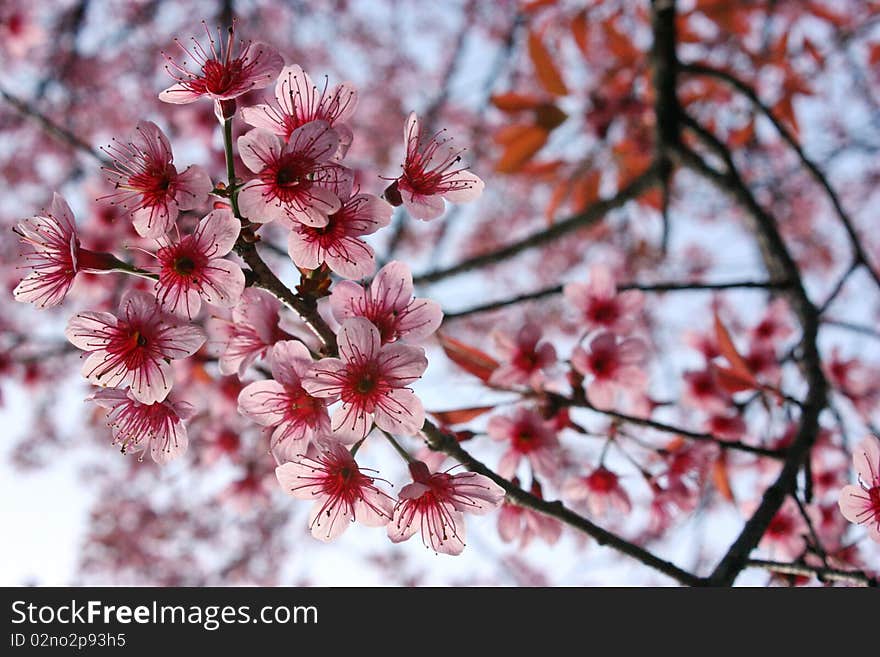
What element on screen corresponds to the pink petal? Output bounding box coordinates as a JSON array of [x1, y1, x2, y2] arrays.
[[65, 311, 118, 350], [287, 230, 322, 271], [330, 402, 371, 443], [302, 358, 346, 399], [497, 450, 520, 479], [151, 421, 188, 464], [159, 83, 202, 104], [397, 298, 443, 342], [450, 472, 506, 514], [175, 165, 213, 211], [378, 343, 427, 383], [132, 202, 177, 238], [487, 415, 515, 441], [81, 351, 128, 389], [588, 265, 617, 298], [373, 387, 424, 436], [325, 238, 376, 280], [288, 121, 340, 163], [441, 170, 484, 203], [328, 280, 362, 323], [372, 260, 414, 311], [238, 380, 288, 426], [129, 358, 173, 405], [337, 317, 380, 365], [402, 193, 444, 221], [240, 103, 283, 134], [838, 484, 872, 525], [852, 436, 880, 486], [236, 181, 288, 224], [308, 498, 352, 541], [269, 340, 313, 386], [161, 323, 206, 358], [237, 128, 282, 174], [243, 43, 284, 90], [587, 379, 616, 409], [200, 259, 245, 309]]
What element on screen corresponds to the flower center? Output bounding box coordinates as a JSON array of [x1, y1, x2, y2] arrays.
[[356, 376, 376, 394], [173, 255, 197, 276]]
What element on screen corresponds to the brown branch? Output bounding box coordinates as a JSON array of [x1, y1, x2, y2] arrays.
[[547, 391, 787, 460], [420, 422, 705, 586], [681, 61, 880, 292], [0, 87, 108, 165], [677, 117, 828, 587], [413, 164, 661, 284], [746, 559, 877, 587], [443, 278, 788, 320]]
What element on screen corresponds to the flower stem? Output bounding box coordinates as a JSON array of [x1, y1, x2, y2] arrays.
[[222, 117, 241, 217], [381, 430, 414, 464]]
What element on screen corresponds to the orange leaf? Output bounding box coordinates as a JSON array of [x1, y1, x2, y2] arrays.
[[490, 92, 544, 113], [712, 364, 758, 394], [437, 333, 500, 382], [572, 170, 601, 212], [528, 30, 568, 96], [495, 125, 548, 173], [534, 103, 568, 131], [429, 406, 496, 426], [571, 11, 590, 57], [545, 178, 572, 225], [773, 96, 799, 138], [712, 454, 735, 502], [713, 310, 753, 381]]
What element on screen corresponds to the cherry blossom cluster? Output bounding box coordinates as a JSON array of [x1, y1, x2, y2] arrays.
[[12, 24, 501, 555]]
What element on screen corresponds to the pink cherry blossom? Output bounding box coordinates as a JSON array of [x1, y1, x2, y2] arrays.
[[571, 331, 648, 409], [238, 340, 331, 459], [101, 121, 213, 238], [241, 64, 358, 155], [388, 461, 505, 555], [288, 191, 392, 279], [563, 265, 643, 334], [65, 290, 205, 404], [329, 261, 442, 343], [760, 499, 811, 558], [838, 435, 880, 542], [159, 24, 283, 109], [497, 480, 562, 548], [154, 209, 245, 318], [488, 321, 557, 388], [237, 123, 352, 227], [386, 111, 484, 220], [302, 317, 428, 442], [682, 368, 731, 414], [211, 287, 291, 377], [487, 407, 561, 480], [275, 441, 394, 541], [13, 193, 122, 308], [563, 467, 632, 517], [89, 388, 194, 464]]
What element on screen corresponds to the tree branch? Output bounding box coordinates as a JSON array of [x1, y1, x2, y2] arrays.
[[413, 164, 661, 284]]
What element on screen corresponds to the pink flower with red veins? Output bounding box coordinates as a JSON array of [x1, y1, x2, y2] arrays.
[[329, 261, 442, 344], [238, 341, 331, 459], [563, 467, 632, 517], [498, 480, 562, 548], [572, 332, 648, 409], [275, 441, 394, 541], [65, 290, 206, 404], [385, 112, 483, 221], [211, 288, 292, 376], [563, 265, 643, 334], [838, 435, 880, 542], [288, 191, 392, 279], [89, 388, 194, 464], [154, 209, 245, 318], [159, 24, 283, 113], [241, 64, 358, 157], [487, 407, 561, 480], [101, 121, 212, 239], [760, 499, 811, 558], [302, 318, 428, 442], [237, 123, 352, 227], [13, 193, 124, 308], [388, 461, 505, 555], [682, 368, 731, 414], [489, 321, 557, 388]]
